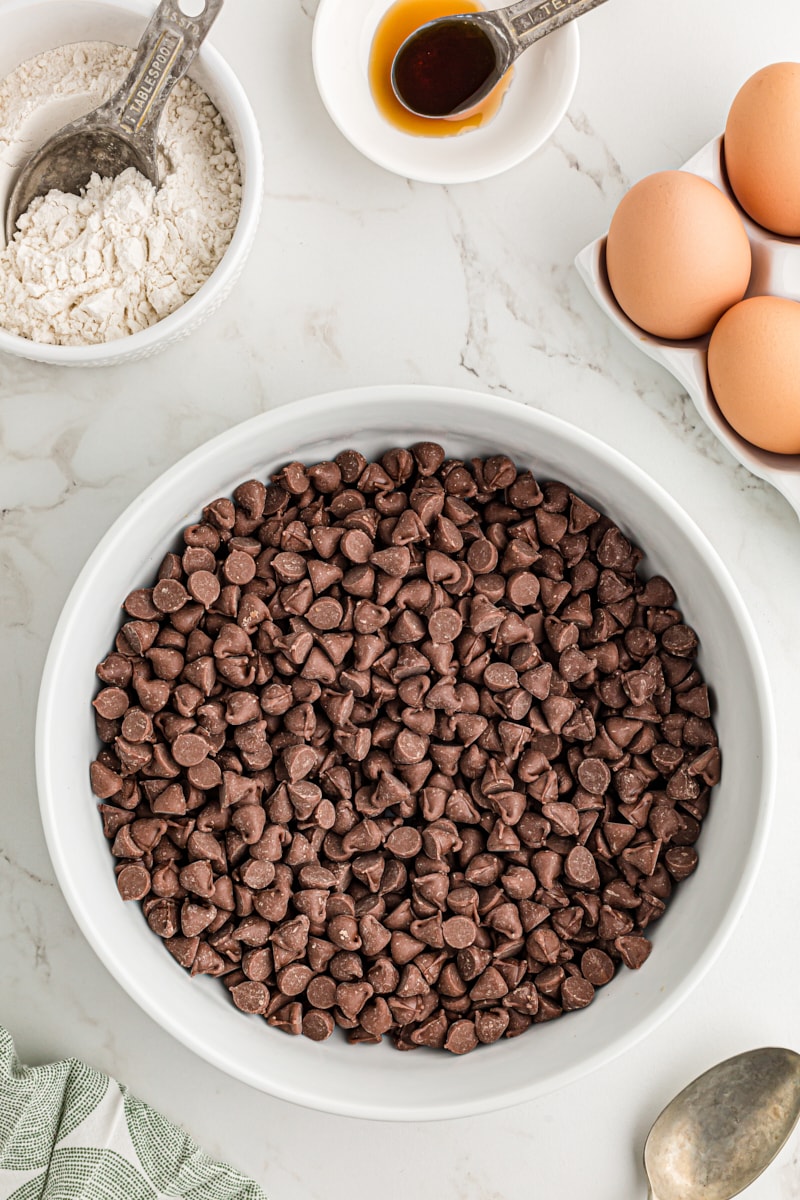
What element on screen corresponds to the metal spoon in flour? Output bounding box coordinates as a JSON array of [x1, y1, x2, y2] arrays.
[[4, 0, 223, 243], [644, 1047, 800, 1200]]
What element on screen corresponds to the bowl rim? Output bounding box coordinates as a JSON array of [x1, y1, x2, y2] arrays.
[[35, 385, 776, 1119], [311, 0, 580, 185], [0, 0, 264, 364]]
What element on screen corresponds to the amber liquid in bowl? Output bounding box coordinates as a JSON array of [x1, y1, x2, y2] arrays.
[[369, 0, 513, 137]]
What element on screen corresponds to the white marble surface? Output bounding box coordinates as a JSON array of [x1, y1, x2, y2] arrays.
[[3, 0, 800, 1196]]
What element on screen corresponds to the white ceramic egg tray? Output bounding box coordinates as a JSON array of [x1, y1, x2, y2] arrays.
[[575, 135, 800, 519]]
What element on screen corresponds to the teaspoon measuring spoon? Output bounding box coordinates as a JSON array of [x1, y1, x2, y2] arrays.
[[5, 0, 223, 244], [391, 0, 609, 119], [644, 1047, 800, 1200]]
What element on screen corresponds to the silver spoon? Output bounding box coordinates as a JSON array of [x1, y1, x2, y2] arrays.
[[644, 1047, 800, 1200], [391, 0, 608, 119], [4, 0, 223, 244]]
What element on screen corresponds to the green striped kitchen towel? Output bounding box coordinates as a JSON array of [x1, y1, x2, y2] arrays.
[[0, 1027, 267, 1199]]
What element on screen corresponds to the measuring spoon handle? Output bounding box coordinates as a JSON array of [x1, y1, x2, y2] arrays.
[[100, 0, 224, 147], [497, 0, 609, 52]]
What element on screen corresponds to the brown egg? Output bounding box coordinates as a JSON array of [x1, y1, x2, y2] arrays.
[[606, 171, 751, 340], [725, 63, 800, 237], [708, 296, 800, 453]]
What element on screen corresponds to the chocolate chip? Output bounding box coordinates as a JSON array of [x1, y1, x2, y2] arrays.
[[576, 758, 611, 795], [93, 687, 130, 720], [483, 456, 517, 490], [328, 914, 361, 950], [385, 827, 423, 858], [445, 1019, 479, 1055], [117, 863, 150, 901], [412, 442, 446, 476], [152, 578, 189, 613], [561, 976, 594, 1010], [661, 624, 699, 658], [564, 846, 600, 888], [467, 539, 498, 574], [474, 1008, 510, 1044], [278, 964, 314, 996], [483, 662, 519, 691], [303, 1009, 335, 1040], [306, 598, 344, 630], [428, 609, 463, 644], [341, 530, 374, 563], [470, 966, 508, 1001], [580, 948, 615, 986], [442, 916, 477, 949], [664, 846, 699, 881], [614, 935, 652, 970], [171, 733, 209, 767]]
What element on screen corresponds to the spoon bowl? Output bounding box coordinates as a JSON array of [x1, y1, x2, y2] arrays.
[[391, 0, 608, 118], [4, 0, 222, 243], [391, 13, 511, 118], [6, 129, 152, 241], [644, 1048, 800, 1200]]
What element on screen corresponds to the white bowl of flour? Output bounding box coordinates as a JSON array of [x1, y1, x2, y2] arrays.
[[0, 0, 263, 365]]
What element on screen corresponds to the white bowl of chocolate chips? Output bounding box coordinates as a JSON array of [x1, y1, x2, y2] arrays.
[[37, 386, 773, 1119]]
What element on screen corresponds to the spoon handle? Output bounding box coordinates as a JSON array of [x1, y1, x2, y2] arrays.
[[99, 0, 224, 146], [497, 0, 610, 52]]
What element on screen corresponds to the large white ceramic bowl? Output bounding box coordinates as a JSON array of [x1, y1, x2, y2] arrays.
[[37, 386, 774, 1120], [0, 0, 263, 367]]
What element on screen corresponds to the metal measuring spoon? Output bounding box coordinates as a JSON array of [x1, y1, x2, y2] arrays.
[[5, 0, 223, 244], [391, 0, 608, 119], [644, 1047, 800, 1200]]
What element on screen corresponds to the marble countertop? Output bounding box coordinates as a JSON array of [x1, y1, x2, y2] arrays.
[[3, 1, 800, 1196]]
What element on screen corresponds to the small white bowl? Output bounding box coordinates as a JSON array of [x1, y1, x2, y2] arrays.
[[312, 0, 579, 184], [576, 136, 800, 521], [37, 385, 774, 1120], [0, 0, 263, 367]]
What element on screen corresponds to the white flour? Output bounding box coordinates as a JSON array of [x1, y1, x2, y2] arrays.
[[0, 41, 242, 346]]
